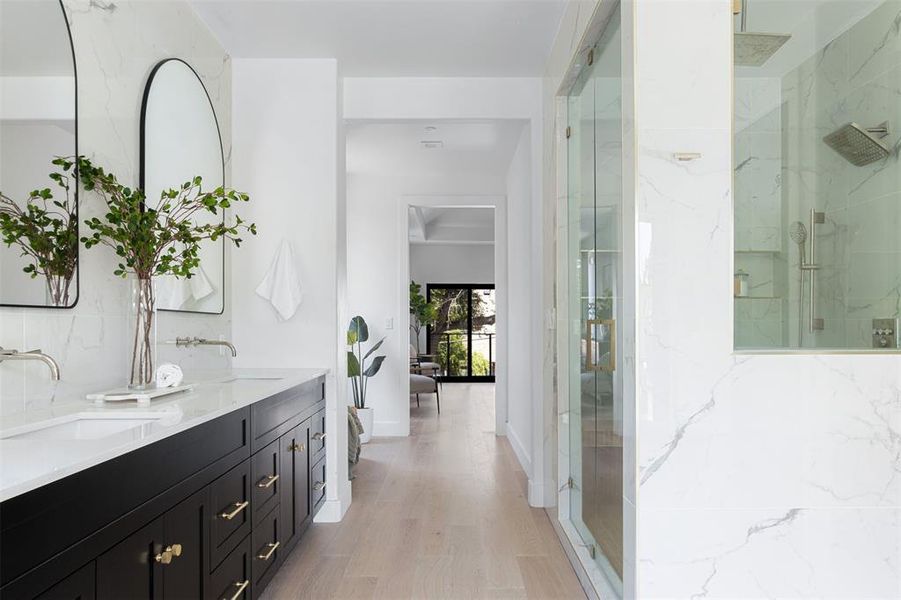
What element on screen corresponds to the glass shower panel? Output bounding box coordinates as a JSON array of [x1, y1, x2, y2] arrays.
[[734, 0, 901, 352], [567, 3, 624, 588]]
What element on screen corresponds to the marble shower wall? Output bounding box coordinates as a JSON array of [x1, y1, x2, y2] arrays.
[[0, 0, 232, 414], [634, 0, 900, 597], [783, 0, 901, 349], [734, 78, 787, 348]]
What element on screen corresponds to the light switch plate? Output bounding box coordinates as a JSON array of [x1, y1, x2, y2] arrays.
[[385, 318, 394, 330]]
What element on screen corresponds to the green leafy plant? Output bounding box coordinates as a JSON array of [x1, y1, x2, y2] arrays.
[[0, 157, 79, 306], [409, 281, 437, 354], [347, 316, 386, 409], [70, 156, 256, 387]]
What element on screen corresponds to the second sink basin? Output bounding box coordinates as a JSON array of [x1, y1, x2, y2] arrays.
[[3, 414, 165, 441]]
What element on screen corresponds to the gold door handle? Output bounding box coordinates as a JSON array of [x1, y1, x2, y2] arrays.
[[256, 474, 279, 489], [313, 481, 326, 491], [585, 319, 616, 373], [257, 541, 280, 561], [219, 501, 249, 520], [154, 544, 182, 564], [289, 442, 305, 452], [223, 579, 249, 600], [313, 432, 326, 441]]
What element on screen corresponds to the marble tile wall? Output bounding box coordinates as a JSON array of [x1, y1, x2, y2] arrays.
[[0, 0, 232, 415], [634, 0, 901, 597]]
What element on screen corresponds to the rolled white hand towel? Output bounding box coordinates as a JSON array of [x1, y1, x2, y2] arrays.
[[155, 363, 184, 388]]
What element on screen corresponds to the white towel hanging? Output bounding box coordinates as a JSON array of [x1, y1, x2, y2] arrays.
[[255, 239, 303, 320]]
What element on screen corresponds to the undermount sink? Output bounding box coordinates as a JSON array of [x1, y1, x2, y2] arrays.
[[3, 414, 165, 441], [221, 376, 285, 383]]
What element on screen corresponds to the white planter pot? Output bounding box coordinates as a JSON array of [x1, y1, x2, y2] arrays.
[[357, 407, 373, 444]]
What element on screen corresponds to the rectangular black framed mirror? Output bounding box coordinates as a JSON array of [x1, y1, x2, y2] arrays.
[[0, 0, 79, 309]]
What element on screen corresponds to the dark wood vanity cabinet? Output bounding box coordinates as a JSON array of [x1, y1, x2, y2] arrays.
[[0, 376, 327, 600]]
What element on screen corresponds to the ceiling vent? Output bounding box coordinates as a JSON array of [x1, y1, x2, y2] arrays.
[[420, 140, 444, 149]]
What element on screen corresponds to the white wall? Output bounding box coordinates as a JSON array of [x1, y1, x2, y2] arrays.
[[231, 58, 350, 522], [504, 126, 536, 478], [0, 0, 233, 414], [347, 173, 504, 436], [409, 244, 494, 285]]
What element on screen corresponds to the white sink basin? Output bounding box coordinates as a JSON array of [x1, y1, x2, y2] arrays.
[[3, 414, 165, 441], [221, 376, 284, 383]]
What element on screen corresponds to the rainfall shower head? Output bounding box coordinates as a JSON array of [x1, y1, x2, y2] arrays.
[[823, 122, 891, 166], [734, 0, 791, 67], [789, 221, 808, 264]]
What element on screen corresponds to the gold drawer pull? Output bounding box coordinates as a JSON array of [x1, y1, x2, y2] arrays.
[[313, 432, 326, 441], [256, 474, 279, 489], [257, 541, 280, 561], [289, 442, 305, 452], [154, 543, 183, 564], [223, 579, 249, 600], [313, 481, 325, 491], [219, 501, 249, 520]]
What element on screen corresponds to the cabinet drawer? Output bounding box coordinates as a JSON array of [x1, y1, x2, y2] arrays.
[[210, 460, 251, 570], [310, 455, 327, 514], [34, 562, 95, 600], [250, 440, 280, 524], [208, 536, 251, 600], [251, 504, 281, 599], [310, 408, 326, 461], [251, 380, 324, 453]]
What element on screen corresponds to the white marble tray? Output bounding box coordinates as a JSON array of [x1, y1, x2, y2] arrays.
[[87, 383, 196, 405]]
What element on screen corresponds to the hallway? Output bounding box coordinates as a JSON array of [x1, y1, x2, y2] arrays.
[[263, 384, 585, 599]]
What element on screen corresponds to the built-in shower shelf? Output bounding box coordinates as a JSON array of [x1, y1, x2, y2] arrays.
[[735, 295, 782, 300], [735, 249, 782, 255]]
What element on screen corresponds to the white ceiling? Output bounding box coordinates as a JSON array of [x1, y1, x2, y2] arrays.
[[346, 119, 526, 176], [190, 0, 566, 76], [409, 206, 495, 243]]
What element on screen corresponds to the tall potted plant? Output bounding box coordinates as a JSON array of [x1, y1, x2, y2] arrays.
[[72, 156, 256, 389], [347, 315, 386, 443], [409, 281, 437, 355]]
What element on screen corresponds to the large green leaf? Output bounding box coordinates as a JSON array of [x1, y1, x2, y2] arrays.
[[347, 351, 361, 377], [363, 337, 385, 360], [348, 316, 369, 343], [363, 355, 386, 378]]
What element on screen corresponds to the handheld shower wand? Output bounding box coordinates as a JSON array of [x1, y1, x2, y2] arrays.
[[789, 221, 808, 345]]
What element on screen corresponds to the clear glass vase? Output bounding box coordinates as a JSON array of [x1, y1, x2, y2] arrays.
[[128, 277, 157, 389]]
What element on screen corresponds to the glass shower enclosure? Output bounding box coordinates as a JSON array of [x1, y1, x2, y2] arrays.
[[733, 0, 901, 351], [564, 3, 627, 593]]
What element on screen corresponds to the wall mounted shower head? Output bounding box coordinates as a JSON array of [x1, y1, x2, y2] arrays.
[[823, 122, 891, 166], [789, 221, 808, 265]]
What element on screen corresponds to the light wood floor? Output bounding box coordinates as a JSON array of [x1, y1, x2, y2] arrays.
[[262, 383, 586, 600]]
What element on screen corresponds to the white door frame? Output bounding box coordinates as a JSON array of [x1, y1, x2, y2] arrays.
[[398, 194, 508, 435]]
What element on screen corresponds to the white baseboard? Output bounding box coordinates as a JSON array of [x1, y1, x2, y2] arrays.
[[505, 423, 532, 476], [314, 478, 352, 523], [528, 478, 557, 508]]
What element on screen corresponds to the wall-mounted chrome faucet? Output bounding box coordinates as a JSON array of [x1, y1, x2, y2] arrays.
[[0, 347, 61, 380], [169, 337, 237, 357]]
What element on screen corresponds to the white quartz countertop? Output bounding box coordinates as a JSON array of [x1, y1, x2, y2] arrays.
[[0, 368, 328, 502]]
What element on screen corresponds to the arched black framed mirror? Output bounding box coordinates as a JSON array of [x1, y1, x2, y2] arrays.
[[0, 0, 79, 308], [140, 58, 225, 314]]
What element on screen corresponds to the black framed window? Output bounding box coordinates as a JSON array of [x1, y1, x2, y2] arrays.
[[426, 284, 496, 383]]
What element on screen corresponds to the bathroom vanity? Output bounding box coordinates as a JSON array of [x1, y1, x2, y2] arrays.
[[0, 370, 327, 600]]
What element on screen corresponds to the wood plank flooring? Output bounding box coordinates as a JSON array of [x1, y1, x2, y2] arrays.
[[262, 383, 585, 600]]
